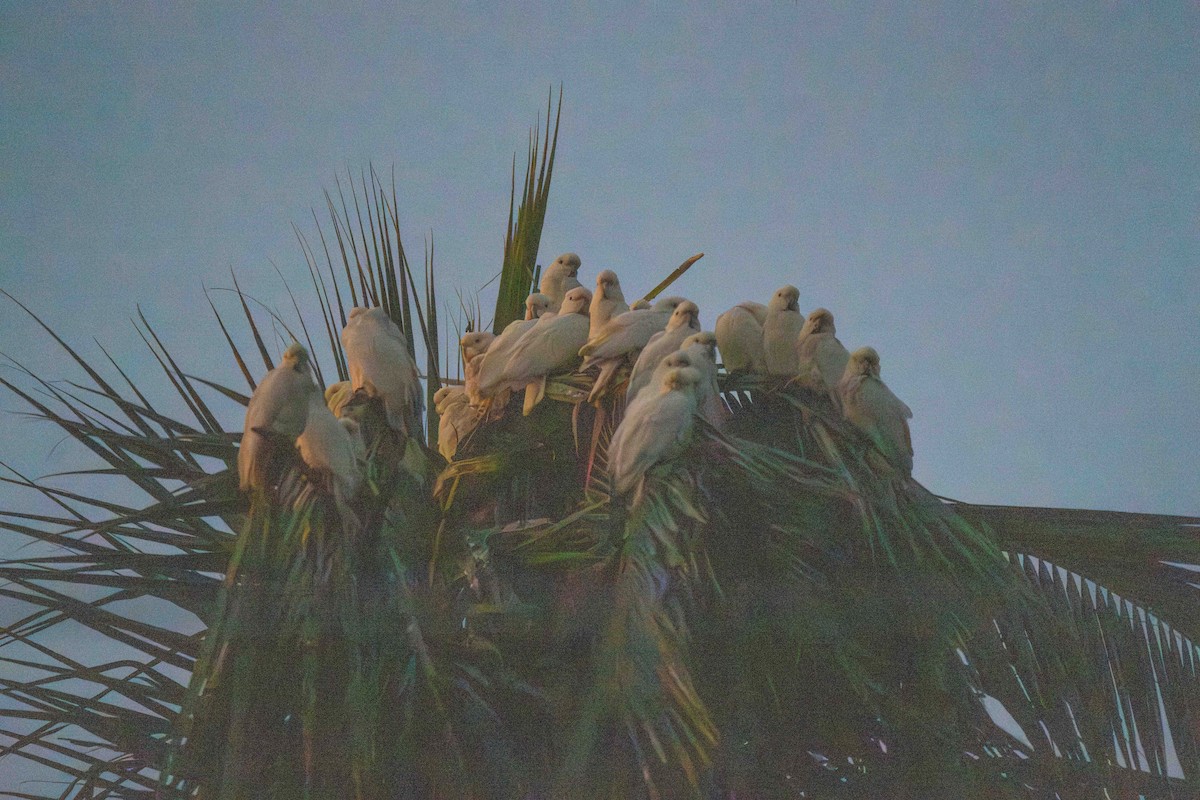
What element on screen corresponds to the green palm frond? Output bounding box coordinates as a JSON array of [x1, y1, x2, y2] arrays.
[[493, 86, 562, 334]]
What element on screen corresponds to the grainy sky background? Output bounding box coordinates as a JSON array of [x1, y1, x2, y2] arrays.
[[0, 0, 1198, 789]]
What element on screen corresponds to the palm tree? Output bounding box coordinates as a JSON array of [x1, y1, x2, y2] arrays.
[[1, 92, 1198, 799]]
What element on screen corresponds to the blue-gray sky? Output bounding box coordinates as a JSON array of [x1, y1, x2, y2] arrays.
[[1, 2, 1197, 521]]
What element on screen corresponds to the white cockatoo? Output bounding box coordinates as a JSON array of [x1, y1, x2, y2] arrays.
[[607, 366, 701, 497], [460, 330, 495, 362], [715, 301, 768, 374], [637, 345, 725, 430], [238, 343, 318, 491], [324, 380, 354, 417], [296, 393, 367, 498], [837, 347, 914, 476], [579, 296, 687, 402], [762, 285, 805, 376], [589, 269, 631, 339], [434, 385, 481, 462], [473, 293, 553, 404], [677, 331, 725, 427], [341, 306, 423, 434], [626, 301, 701, 398], [502, 286, 593, 415], [539, 252, 583, 312], [459, 330, 496, 403], [795, 308, 850, 393]]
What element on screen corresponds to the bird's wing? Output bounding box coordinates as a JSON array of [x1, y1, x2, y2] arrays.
[[716, 308, 766, 371], [628, 327, 691, 397], [763, 311, 806, 373], [813, 335, 851, 388], [740, 302, 769, 325], [255, 367, 314, 436], [476, 320, 535, 392], [610, 392, 694, 493], [858, 377, 914, 466], [504, 314, 590, 382], [581, 310, 662, 358]]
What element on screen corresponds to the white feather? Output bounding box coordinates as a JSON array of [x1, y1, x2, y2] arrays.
[[473, 294, 552, 401], [795, 308, 850, 391], [460, 331, 495, 403], [763, 285, 805, 375], [589, 269, 631, 339], [539, 252, 583, 311], [238, 343, 318, 491], [636, 334, 723, 427], [579, 295, 685, 402], [837, 347, 914, 476], [434, 387, 480, 461], [296, 394, 366, 497], [626, 301, 701, 398], [716, 302, 768, 374], [607, 367, 701, 496], [502, 287, 592, 415], [678, 332, 725, 427], [341, 306, 423, 433]]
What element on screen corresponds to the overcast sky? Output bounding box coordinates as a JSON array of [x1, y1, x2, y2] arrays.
[[1, 2, 1197, 521]]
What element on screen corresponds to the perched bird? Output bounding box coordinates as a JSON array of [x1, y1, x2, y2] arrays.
[[434, 385, 481, 461], [715, 301, 768, 374], [795, 307, 850, 394], [626, 301, 701, 398], [502, 286, 593, 415], [607, 366, 701, 497], [460, 330, 496, 403], [837, 347, 914, 476], [579, 296, 687, 402], [762, 286, 805, 375], [637, 343, 725, 429], [341, 306, 423, 434], [474, 293, 553, 404], [539, 252, 583, 311], [677, 331, 725, 427], [589, 269, 631, 339], [238, 343, 318, 491], [296, 393, 367, 498]]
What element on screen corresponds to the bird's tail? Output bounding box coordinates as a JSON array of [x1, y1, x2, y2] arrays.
[[522, 377, 547, 416], [587, 359, 621, 403]]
